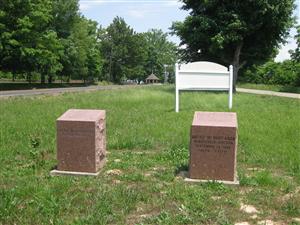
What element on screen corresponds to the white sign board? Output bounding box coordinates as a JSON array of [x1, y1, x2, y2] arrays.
[[175, 61, 233, 112]]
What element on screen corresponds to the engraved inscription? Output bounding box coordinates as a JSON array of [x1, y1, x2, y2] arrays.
[[192, 135, 235, 153], [58, 128, 93, 137]]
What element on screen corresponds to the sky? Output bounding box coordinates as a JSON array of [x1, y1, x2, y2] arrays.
[[79, 0, 300, 62]]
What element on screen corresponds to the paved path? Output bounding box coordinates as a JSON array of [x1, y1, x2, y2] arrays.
[[0, 85, 139, 98], [237, 88, 300, 99]]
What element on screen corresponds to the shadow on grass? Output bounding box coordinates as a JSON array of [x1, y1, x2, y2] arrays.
[[0, 82, 92, 91], [174, 164, 189, 176]]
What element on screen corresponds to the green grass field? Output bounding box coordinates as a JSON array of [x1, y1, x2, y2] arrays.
[[1, 86, 299, 224]]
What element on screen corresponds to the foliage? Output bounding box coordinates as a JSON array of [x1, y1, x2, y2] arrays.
[[62, 17, 103, 82], [241, 60, 300, 86], [99, 17, 146, 83], [142, 29, 178, 81], [99, 19, 177, 84], [0, 2, 177, 84], [51, 0, 79, 39], [172, 0, 296, 88], [0, 0, 103, 83], [289, 25, 300, 62], [0, 0, 64, 83]]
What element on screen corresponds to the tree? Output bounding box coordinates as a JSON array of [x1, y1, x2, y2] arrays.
[[290, 25, 300, 62], [0, 0, 104, 83], [51, 0, 79, 39], [62, 17, 103, 83], [0, 0, 33, 78], [0, 0, 63, 83], [100, 17, 146, 83], [86, 20, 104, 82], [143, 29, 177, 81], [172, 0, 295, 89]]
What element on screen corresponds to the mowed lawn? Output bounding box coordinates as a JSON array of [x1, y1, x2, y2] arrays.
[[0, 86, 299, 225]]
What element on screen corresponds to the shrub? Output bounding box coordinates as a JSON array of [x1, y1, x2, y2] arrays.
[[241, 60, 300, 86], [0, 71, 13, 80]]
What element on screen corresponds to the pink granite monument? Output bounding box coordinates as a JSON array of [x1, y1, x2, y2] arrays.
[[188, 112, 238, 184], [51, 109, 106, 176]]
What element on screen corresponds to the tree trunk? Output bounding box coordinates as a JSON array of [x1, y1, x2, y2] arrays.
[[41, 74, 45, 84], [12, 69, 16, 82], [27, 73, 32, 84], [232, 42, 243, 92], [232, 66, 239, 92], [48, 75, 53, 84]]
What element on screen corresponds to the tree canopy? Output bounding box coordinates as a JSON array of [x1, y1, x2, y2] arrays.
[[172, 0, 296, 89], [99, 17, 146, 83], [0, 0, 104, 83], [99, 20, 177, 83], [0, 1, 177, 84], [290, 25, 300, 62], [143, 29, 177, 82]]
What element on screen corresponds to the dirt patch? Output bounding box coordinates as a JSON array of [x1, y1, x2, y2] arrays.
[[292, 218, 300, 223], [113, 159, 121, 163], [257, 219, 279, 225], [152, 166, 166, 171], [112, 179, 121, 184], [144, 172, 153, 177], [250, 214, 258, 219], [234, 222, 250, 225], [211, 196, 222, 200], [240, 203, 259, 214], [105, 169, 123, 176], [239, 187, 253, 195], [281, 186, 300, 202], [247, 167, 266, 172], [126, 204, 160, 225]]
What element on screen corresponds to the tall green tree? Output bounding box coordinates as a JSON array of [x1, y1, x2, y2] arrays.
[[51, 0, 79, 39], [100, 17, 146, 83], [0, 0, 33, 78], [0, 0, 104, 83], [143, 29, 177, 81], [172, 0, 296, 89], [290, 25, 300, 62], [86, 20, 104, 81], [0, 0, 63, 83], [62, 17, 103, 82]]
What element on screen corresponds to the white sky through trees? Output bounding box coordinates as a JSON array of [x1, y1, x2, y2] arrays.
[[80, 0, 300, 62]]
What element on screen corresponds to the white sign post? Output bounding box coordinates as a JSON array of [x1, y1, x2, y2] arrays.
[[175, 61, 233, 112]]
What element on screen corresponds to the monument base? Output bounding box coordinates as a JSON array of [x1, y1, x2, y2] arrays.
[[178, 171, 239, 185], [184, 177, 239, 185], [50, 169, 100, 177]]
